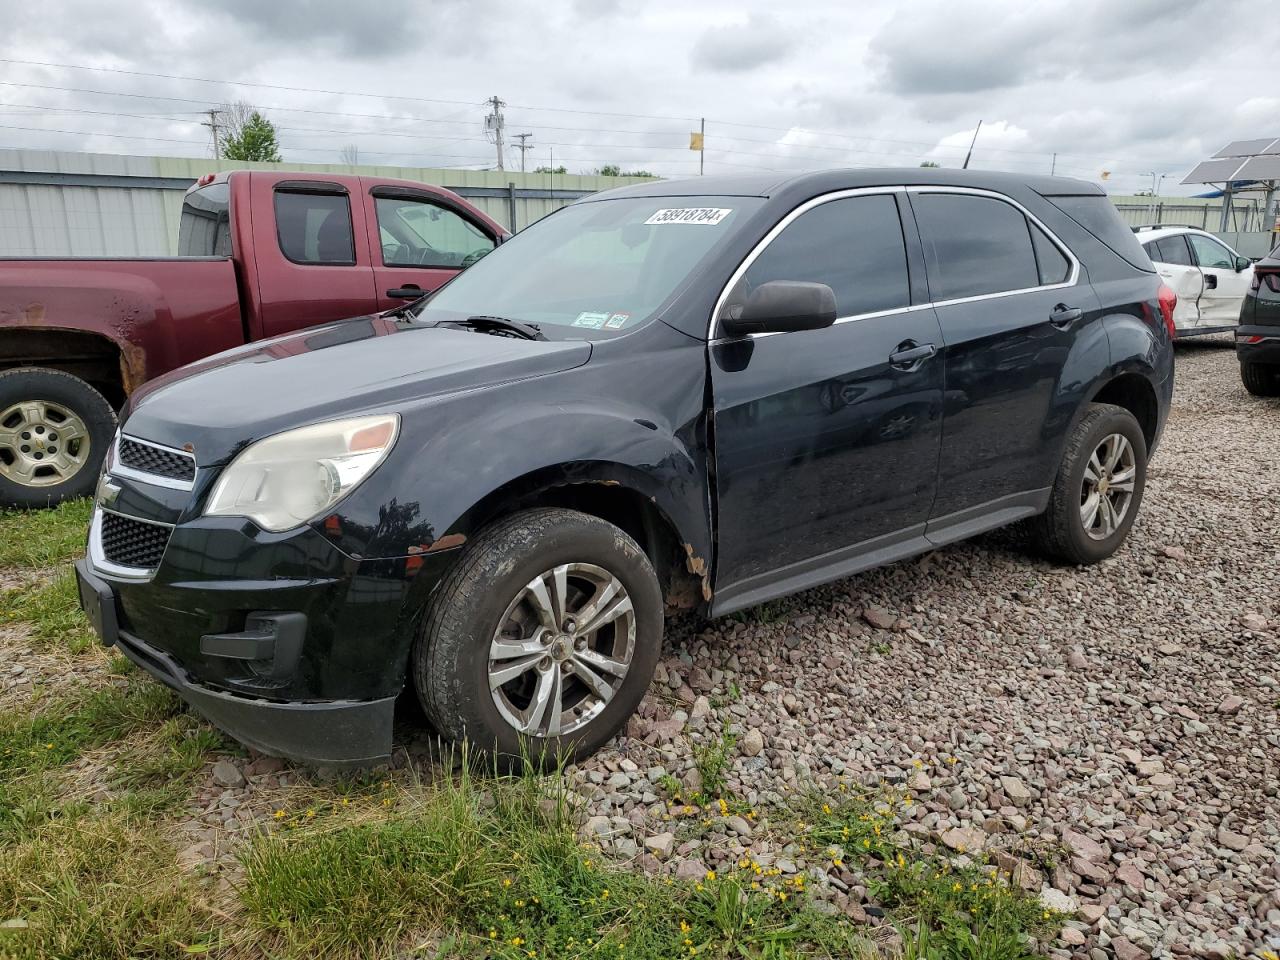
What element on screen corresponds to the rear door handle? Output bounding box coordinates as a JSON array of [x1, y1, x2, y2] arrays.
[[1049, 304, 1084, 328], [888, 341, 937, 369], [386, 285, 425, 299]]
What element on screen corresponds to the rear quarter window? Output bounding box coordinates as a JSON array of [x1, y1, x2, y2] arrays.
[[1044, 195, 1154, 272], [178, 183, 231, 257]]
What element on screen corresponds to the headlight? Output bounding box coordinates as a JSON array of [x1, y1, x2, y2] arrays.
[[205, 414, 399, 532]]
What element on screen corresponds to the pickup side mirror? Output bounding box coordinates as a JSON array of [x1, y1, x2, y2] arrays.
[[1235, 255, 1251, 272], [720, 280, 838, 338]]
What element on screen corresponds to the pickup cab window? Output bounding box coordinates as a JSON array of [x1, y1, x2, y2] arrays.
[[178, 183, 231, 257], [375, 196, 494, 268], [274, 190, 356, 265]]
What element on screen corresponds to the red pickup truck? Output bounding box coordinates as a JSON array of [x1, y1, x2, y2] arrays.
[[0, 171, 508, 507]]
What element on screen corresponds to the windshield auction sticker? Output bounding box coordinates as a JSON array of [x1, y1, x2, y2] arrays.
[[573, 311, 610, 328], [644, 207, 733, 225]]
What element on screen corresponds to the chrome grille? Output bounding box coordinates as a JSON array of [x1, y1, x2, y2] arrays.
[[117, 436, 196, 484], [99, 510, 172, 570]]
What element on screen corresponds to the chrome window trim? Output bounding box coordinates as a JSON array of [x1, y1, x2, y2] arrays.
[[707, 184, 1081, 342], [87, 505, 173, 582], [115, 434, 197, 491]]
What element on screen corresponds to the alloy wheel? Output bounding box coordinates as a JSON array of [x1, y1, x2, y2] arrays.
[[1080, 432, 1136, 540], [0, 400, 91, 488], [488, 562, 635, 738]]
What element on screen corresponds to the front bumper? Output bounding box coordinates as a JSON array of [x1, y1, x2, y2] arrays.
[[1236, 325, 1280, 365], [76, 557, 398, 765]]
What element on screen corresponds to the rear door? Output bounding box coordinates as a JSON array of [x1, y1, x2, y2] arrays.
[[1143, 234, 1201, 328], [362, 184, 501, 312], [1186, 233, 1252, 326], [909, 188, 1099, 532], [709, 190, 945, 604], [251, 178, 378, 339]]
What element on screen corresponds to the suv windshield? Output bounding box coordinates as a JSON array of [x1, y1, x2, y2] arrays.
[[414, 196, 761, 337]]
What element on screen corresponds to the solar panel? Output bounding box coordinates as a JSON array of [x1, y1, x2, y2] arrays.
[[1233, 156, 1280, 180], [1182, 158, 1246, 184], [1212, 138, 1280, 158], [1264, 139, 1280, 156]]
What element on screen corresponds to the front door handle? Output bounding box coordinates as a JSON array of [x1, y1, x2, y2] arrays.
[[1204, 274, 1218, 290], [386, 285, 425, 300], [888, 341, 937, 369], [1049, 304, 1084, 328]]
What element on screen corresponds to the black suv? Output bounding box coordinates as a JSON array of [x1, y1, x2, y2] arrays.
[[1237, 243, 1280, 396], [74, 169, 1175, 766]]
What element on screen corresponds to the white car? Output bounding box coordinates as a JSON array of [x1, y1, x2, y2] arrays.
[[1135, 226, 1254, 337]]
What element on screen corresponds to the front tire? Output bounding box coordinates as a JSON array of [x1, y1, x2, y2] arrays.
[[1030, 403, 1148, 565], [0, 368, 116, 509], [413, 508, 663, 767], [1241, 361, 1280, 397]]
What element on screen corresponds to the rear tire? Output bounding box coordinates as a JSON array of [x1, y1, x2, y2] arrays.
[[1029, 403, 1148, 565], [0, 368, 116, 509], [1241, 361, 1280, 397], [413, 508, 663, 768]]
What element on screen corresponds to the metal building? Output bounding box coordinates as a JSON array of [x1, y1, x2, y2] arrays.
[[0, 150, 653, 257]]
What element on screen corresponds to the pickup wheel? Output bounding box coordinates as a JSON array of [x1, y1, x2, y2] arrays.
[[413, 508, 663, 768], [1241, 361, 1280, 397], [0, 368, 116, 509], [1029, 402, 1148, 565]]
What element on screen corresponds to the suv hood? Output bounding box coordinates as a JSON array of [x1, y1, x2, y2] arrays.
[[124, 316, 591, 464]]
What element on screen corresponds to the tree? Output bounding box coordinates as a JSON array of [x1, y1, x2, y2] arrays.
[[339, 144, 360, 166], [220, 103, 282, 162], [534, 164, 568, 174], [596, 164, 655, 178], [920, 160, 941, 168]]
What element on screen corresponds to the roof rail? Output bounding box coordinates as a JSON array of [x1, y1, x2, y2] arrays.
[[1131, 223, 1204, 233]]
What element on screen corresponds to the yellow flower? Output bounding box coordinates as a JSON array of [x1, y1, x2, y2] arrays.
[[705, 870, 716, 881], [341, 797, 349, 806], [489, 930, 497, 939], [502, 878, 513, 888], [305, 809, 316, 818], [946, 756, 958, 765], [822, 803, 831, 814], [680, 921, 690, 934], [833, 858, 843, 867], [382, 797, 392, 807], [510, 936, 524, 946], [515, 900, 525, 908], [601, 889, 610, 899], [912, 759, 923, 768], [273, 809, 285, 819], [778, 892, 788, 901]]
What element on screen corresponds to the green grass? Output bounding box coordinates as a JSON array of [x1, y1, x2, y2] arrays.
[[690, 721, 737, 802], [0, 499, 92, 569], [0, 568, 97, 653], [240, 766, 871, 960]]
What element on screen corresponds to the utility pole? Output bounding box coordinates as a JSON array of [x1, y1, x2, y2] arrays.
[[1050, 153, 1056, 175], [201, 108, 223, 158], [700, 118, 705, 175], [513, 132, 533, 173], [962, 119, 982, 170], [484, 95, 506, 171]]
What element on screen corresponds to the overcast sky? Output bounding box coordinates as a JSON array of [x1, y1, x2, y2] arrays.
[[1, 0, 1271, 195]]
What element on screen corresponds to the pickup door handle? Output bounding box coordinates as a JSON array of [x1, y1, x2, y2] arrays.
[[888, 341, 937, 369], [386, 285, 425, 299], [1049, 304, 1084, 328]]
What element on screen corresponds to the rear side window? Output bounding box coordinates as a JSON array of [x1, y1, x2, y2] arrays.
[[912, 193, 1040, 300], [734, 194, 910, 318], [1152, 235, 1193, 266], [1044, 194, 1154, 272], [178, 183, 231, 257], [1029, 221, 1071, 284], [274, 191, 355, 265]]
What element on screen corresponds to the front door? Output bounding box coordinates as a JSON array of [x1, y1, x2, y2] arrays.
[[908, 189, 1104, 528], [1187, 233, 1252, 326], [710, 192, 944, 607], [363, 187, 500, 313]]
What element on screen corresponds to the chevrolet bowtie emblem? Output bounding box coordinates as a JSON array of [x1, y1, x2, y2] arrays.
[[96, 476, 121, 509]]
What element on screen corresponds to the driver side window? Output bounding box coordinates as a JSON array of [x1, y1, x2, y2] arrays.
[[374, 195, 495, 268], [1187, 234, 1234, 270]]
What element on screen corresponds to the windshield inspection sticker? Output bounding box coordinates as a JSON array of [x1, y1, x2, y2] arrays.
[[604, 312, 630, 329], [572, 311, 610, 328], [644, 207, 733, 226]]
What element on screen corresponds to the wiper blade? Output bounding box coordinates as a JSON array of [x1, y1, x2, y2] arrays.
[[450, 315, 547, 341]]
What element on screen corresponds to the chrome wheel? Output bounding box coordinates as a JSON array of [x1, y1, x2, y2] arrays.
[[1080, 432, 1136, 540], [0, 400, 91, 488], [488, 562, 635, 738]]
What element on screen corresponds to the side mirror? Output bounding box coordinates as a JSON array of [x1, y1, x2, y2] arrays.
[[720, 280, 837, 338], [1235, 256, 1251, 272]]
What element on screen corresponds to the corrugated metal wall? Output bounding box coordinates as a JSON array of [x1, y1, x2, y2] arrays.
[[0, 150, 653, 257]]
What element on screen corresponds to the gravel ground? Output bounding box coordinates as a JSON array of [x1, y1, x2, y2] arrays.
[[22, 338, 1275, 956]]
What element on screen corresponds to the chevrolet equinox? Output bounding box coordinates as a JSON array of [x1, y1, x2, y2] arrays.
[[75, 169, 1176, 766]]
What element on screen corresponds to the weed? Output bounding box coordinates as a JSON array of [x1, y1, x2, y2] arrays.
[[691, 721, 737, 801], [0, 499, 92, 569], [0, 570, 97, 653]]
